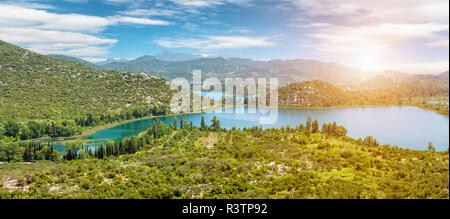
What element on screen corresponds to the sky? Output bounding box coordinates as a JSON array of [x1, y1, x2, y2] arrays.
[[0, 0, 448, 74]]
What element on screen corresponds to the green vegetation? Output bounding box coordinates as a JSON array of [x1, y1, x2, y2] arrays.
[[279, 80, 449, 115], [407, 98, 449, 115], [0, 41, 448, 199], [0, 40, 174, 141], [47, 54, 102, 70], [1, 118, 448, 199]]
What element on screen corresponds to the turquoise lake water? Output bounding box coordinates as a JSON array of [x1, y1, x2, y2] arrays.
[[85, 106, 449, 151]]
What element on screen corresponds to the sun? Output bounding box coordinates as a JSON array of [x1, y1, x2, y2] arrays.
[[354, 52, 380, 71]]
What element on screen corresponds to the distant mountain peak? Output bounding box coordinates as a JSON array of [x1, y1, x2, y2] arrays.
[[97, 58, 129, 65], [154, 51, 203, 62], [437, 71, 449, 79]]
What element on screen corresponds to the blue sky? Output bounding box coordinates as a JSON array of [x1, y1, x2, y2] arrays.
[[0, 0, 448, 73]]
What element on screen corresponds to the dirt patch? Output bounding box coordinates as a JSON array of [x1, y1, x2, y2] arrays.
[[2, 178, 31, 192], [203, 133, 215, 149]]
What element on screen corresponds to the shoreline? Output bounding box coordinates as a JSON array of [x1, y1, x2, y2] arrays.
[[23, 102, 448, 144], [278, 104, 449, 115], [24, 106, 220, 144]]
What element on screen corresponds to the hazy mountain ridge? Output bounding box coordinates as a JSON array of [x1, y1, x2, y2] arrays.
[[437, 71, 449, 79], [354, 70, 449, 90], [101, 56, 257, 81], [48, 51, 449, 87], [99, 55, 370, 84], [155, 51, 204, 62], [96, 58, 129, 65]]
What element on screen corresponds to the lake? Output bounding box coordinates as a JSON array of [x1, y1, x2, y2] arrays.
[[87, 106, 449, 151], [428, 101, 449, 105]]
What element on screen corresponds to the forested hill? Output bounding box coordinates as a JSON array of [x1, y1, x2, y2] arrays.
[[47, 54, 102, 70], [279, 80, 450, 109], [0, 40, 173, 122]]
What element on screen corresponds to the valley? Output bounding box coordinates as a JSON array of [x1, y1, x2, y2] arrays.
[[0, 40, 448, 199]]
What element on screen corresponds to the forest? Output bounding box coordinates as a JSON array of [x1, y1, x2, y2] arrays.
[[0, 117, 448, 199], [279, 80, 449, 115]]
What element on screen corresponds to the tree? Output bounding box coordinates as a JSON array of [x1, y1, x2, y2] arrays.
[[331, 122, 337, 134], [428, 142, 436, 152], [180, 117, 184, 129], [211, 116, 220, 130], [5, 120, 20, 138], [0, 142, 22, 162], [363, 136, 379, 147], [306, 116, 312, 131], [335, 126, 348, 137], [299, 124, 305, 131], [312, 120, 319, 133], [173, 117, 178, 129], [20, 126, 32, 140], [322, 123, 329, 134], [201, 116, 206, 130]]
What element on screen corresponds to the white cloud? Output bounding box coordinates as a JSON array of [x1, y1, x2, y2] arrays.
[[308, 23, 449, 54], [182, 22, 199, 31], [81, 57, 108, 63], [0, 3, 171, 56], [120, 8, 182, 17], [155, 35, 275, 50], [170, 0, 252, 7], [287, 0, 449, 69], [63, 0, 89, 3], [109, 16, 172, 25], [171, 0, 222, 7], [0, 4, 171, 33], [290, 22, 332, 28], [288, 0, 449, 24], [425, 39, 449, 48], [225, 28, 252, 34], [0, 27, 116, 56]]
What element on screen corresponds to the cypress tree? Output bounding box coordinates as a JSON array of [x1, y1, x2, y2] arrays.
[[201, 116, 206, 130]]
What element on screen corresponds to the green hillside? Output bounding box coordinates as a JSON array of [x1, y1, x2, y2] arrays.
[[279, 80, 449, 114], [47, 54, 101, 70], [0, 40, 173, 139], [0, 119, 448, 199]]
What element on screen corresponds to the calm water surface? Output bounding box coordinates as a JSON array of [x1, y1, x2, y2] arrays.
[[428, 101, 449, 105], [87, 106, 449, 151]]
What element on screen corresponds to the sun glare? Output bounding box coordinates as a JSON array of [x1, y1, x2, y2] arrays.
[[354, 52, 379, 71]]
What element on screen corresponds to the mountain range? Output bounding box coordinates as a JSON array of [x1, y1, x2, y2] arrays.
[[98, 55, 374, 84], [154, 51, 204, 62], [0, 39, 448, 124], [11, 41, 449, 89], [48, 52, 447, 87]]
